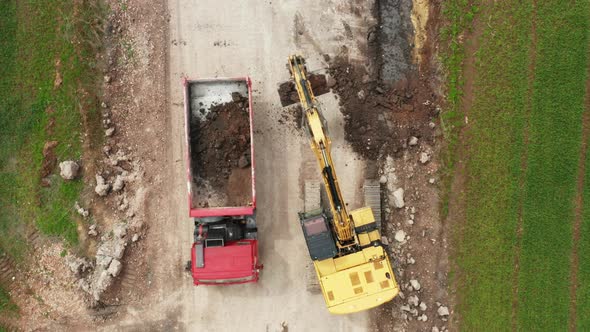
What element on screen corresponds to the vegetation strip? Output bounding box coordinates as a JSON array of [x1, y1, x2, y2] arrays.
[[577, 44, 590, 331], [516, 1, 590, 329], [570, 56, 590, 330], [511, 1, 537, 329]]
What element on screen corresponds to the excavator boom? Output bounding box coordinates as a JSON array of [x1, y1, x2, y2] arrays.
[[285, 55, 399, 314]]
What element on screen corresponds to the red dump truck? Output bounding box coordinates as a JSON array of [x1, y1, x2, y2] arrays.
[[183, 77, 261, 285]]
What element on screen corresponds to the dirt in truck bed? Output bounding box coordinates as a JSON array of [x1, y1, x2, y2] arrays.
[[190, 93, 252, 208]]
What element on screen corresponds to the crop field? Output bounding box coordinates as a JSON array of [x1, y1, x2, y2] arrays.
[[445, 0, 590, 330]]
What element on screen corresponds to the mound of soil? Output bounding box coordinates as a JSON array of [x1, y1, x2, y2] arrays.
[[190, 93, 252, 207], [327, 56, 439, 160]]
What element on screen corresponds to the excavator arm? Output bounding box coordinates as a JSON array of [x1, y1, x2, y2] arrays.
[[287, 55, 354, 244]]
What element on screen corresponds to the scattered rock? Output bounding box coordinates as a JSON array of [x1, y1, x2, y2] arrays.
[[379, 175, 388, 184], [408, 295, 419, 307], [408, 257, 416, 264], [395, 230, 407, 242], [418, 314, 428, 322], [107, 259, 122, 277], [101, 101, 108, 109], [132, 233, 139, 242], [112, 175, 125, 192], [429, 178, 436, 184], [88, 224, 98, 237], [65, 256, 92, 277], [407, 219, 414, 225], [74, 201, 89, 218], [95, 175, 110, 196], [437, 306, 450, 317], [381, 236, 389, 246], [401, 305, 411, 312], [419, 302, 427, 311], [104, 75, 112, 83], [92, 269, 112, 301], [408, 136, 418, 146], [393, 188, 405, 208], [59, 160, 80, 180], [410, 279, 421, 291], [113, 223, 128, 238], [105, 127, 115, 137], [429, 122, 436, 129], [419, 152, 430, 164], [432, 327, 440, 332], [357, 90, 366, 100]]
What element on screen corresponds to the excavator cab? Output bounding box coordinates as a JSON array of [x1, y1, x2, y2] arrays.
[[299, 210, 337, 261]]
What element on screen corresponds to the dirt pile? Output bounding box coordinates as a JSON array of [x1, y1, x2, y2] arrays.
[[327, 56, 440, 160], [191, 94, 252, 207]]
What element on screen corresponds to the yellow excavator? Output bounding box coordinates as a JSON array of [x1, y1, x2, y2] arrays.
[[282, 55, 399, 314]]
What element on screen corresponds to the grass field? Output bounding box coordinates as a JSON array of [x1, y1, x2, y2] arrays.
[[443, 0, 590, 330], [0, 0, 103, 262]]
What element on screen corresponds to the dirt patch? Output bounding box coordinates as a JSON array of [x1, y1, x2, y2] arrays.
[[327, 56, 439, 161], [40, 140, 58, 180], [278, 73, 330, 107], [190, 95, 252, 208]]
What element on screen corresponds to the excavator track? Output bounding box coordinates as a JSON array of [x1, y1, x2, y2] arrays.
[[303, 180, 322, 294], [363, 179, 382, 230]]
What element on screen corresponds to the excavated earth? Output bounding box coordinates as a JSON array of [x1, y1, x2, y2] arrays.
[[190, 94, 252, 208]]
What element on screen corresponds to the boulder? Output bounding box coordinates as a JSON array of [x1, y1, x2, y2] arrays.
[[95, 175, 110, 196], [107, 259, 122, 277], [395, 230, 407, 242], [410, 279, 421, 291], [437, 306, 450, 317], [393, 188, 405, 208], [59, 161, 80, 180]]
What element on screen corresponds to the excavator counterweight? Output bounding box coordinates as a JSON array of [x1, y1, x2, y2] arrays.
[[282, 55, 399, 314]]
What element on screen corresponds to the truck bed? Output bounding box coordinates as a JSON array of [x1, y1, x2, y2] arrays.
[[184, 78, 256, 218]]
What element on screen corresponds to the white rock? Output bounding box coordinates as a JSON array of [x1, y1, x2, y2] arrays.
[[393, 188, 405, 208], [132, 234, 139, 242], [96, 253, 112, 267], [92, 269, 112, 301], [418, 314, 428, 322], [101, 101, 108, 108], [59, 161, 80, 180], [419, 152, 430, 164], [107, 259, 122, 277], [437, 306, 450, 316], [379, 175, 388, 184], [429, 122, 436, 129], [95, 175, 110, 196], [113, 223, 128, 238], [407, 219, 414, 225], [410, 308, 419, 316], [429, 178, 436, 184], [357, 90, 366, 100], [408, 136, 418, 146], [401, 305, 411, 312], [74, 201, 89, 218], [395, 230, 407, 242], [432, 327, 440, 332], [112, 175, 125, 192], [419, 302, 427, 311], [408, 295, 419, 307], [381, 236, 389, 246], [408, 257, 416, 264], [105, 127, 115, 137], [88, 227, 98, 237], [410, 279, 421, 291]]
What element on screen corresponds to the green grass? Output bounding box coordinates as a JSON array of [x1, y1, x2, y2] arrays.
[[0, 286, 17, 314], [0, 1, 104, 261], [579, 133, 590, 330], [444, 0, 590, 330], [439, 0, 478, 218], [516, 2, 590, 330]]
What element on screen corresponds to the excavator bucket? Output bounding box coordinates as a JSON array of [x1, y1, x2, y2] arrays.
[[278, 73, 330, 107]]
